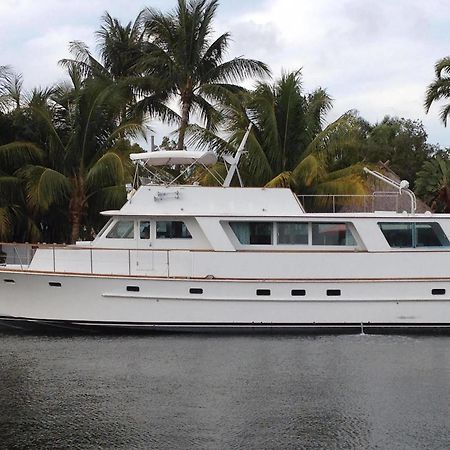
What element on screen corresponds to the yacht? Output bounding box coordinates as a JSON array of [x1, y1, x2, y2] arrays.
[[1, 130, 450, 333]]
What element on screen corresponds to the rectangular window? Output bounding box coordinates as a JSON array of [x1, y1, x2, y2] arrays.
[[415, 223, 450, 247], [229, 222, 273, 245], [106, 220, 135, 239], [139, 221, 151, 239], [379, 222, 449, 248], [156, 221, 192, 239], [312, 223, 356, 246], [277, 222, 308, 245]]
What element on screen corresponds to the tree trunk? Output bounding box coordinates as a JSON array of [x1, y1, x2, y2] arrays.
[[177, 99, 191, 150], [69, 177, 86, 244], [177, 81, 193, 150]]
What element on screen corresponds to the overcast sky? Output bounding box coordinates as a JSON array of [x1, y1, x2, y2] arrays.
[[1, 0, 449, 147]]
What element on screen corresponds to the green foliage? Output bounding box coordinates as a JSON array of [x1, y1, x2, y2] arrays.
[[425, 56, 450, 125], [364, 116, 432, 187], [416, 156, 450, 212], [188, 70, 366, 199]]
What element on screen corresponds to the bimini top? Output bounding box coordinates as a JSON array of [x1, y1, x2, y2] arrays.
[[129, 150, 218, 167]]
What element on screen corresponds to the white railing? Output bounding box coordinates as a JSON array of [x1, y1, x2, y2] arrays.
[[0, 243, 175, 277], [297, 192, 406, 213]]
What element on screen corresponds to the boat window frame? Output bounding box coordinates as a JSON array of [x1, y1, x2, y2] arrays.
[[311, 222, 357, 247], [155, 220, 192, 239], [378, 221, 450, 248], [105, 219, 136, 240], [96, 218, 114, 239], [139, 220, 151, 240], [229, 221, 274, 246], [226, 220, 361, 249]]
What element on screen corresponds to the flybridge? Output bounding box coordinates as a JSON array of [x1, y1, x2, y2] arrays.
[[102, 185, 306, 217]]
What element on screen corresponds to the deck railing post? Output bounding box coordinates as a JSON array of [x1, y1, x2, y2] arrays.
[[52, 245, 56, 272], [128, 249, 131, 275], [90, 247, 93, 274]]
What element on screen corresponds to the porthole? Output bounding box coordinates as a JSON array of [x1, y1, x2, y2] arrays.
[[127, 286, 140, 292], [49, 282, 61, 287], [4, 279, 15, 284], [432, 288, 446, 296], [291, 289, 306, 296], [189, 288, 203, 294], [256, 289, 271, 296], [327, 289, 341, 297]]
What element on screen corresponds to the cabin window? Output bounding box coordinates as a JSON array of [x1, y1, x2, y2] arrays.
[[139, 221, 151, 239], [156, 221, 192, 239], [416, 223, 450, 247], [379, 222, 450, 248], [106, 220, 135, 239], [230, 222, 273, 245], [277, 222, 308, 245], [312, 223, 356, 246]]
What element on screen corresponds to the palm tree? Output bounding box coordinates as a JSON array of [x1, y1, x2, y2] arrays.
[[141, 0, 270, 149], [0, 142, 42, 241], [2, 68, 144, 243], [0, 66, 25, 112], [187, 70, 366, 201], [416, 156, 450, 212], [60, 13, 176, 128], [425, 57, 450, 125]]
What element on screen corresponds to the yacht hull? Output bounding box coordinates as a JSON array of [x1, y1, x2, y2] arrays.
[[2, 269, 450, 333]]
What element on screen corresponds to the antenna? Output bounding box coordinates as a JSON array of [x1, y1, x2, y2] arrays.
[[223, 124, 252, 187]]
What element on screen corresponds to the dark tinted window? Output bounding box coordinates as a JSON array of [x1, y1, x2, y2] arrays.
[[230, 222, 273, 245], [156, 221, 192, 239], [379, 222, 449, 248], [277, 222, 308, 244], [139, 221, 151, 239]]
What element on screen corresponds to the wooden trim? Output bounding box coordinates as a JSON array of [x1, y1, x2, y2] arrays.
[[3, 267, 450, 283]]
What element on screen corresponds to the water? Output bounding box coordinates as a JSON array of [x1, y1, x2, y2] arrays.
[[1, 333, 450, 449]]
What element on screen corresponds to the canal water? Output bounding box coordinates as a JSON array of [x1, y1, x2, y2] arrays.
[[0, 333, 449, 449]]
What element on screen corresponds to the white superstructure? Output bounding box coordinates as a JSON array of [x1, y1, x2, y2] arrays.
[[2, 146, 450, 333]]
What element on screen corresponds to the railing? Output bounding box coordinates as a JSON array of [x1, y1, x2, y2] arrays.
[[297, 192, 407, 213], [0, 244, 36, 269], [0, 243, 171, 277]]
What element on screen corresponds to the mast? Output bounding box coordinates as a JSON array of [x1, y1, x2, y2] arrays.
[[223, 124, 252, 187]]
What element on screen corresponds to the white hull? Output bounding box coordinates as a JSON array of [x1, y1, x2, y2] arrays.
[[2, 270, 450, 333]]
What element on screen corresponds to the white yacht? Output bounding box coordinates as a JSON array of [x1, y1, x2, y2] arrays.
[[1, 132, 450, 333]]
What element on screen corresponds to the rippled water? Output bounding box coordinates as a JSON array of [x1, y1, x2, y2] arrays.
[[1, 333, 450, 449]]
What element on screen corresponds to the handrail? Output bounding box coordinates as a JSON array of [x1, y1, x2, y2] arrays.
[[297, 192, 406, 213], [363, 167, 416, 214]]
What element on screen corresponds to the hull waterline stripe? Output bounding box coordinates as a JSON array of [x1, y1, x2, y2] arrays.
[[2, 316, 450, 333]]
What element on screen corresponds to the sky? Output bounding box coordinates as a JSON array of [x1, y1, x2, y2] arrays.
[[1, 0, 449, 147]]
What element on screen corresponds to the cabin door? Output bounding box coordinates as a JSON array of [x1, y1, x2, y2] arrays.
[[136, 220, 152, 272]]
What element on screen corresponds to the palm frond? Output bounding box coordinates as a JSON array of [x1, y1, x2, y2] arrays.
[[86, 152, 125, 192], [0, 142, 43, 171], [265, 171, 292, 188], [18, 165, 71, 212]]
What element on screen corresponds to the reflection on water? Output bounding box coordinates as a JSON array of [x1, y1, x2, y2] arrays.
[[0, 334, 449, 449]]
